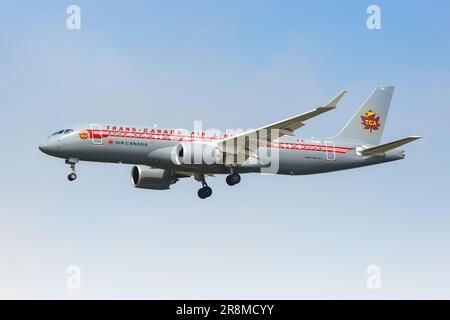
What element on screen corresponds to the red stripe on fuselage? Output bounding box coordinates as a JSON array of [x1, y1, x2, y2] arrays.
[[85, 129, 353, 154]]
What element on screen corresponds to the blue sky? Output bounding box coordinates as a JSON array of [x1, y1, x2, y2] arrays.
[[0, 0, 449, 298]]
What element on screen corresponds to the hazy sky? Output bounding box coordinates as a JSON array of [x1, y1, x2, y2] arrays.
[[1, 0, 449, 299]]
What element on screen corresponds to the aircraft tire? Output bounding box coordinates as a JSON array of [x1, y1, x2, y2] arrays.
[[198, 186, 212, 199], [226, 174, 241, 186]]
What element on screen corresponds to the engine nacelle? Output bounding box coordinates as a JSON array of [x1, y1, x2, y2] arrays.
[[149, 146, 183, 166], [131, 166, 177, 190], [174, 143, 221, 166]]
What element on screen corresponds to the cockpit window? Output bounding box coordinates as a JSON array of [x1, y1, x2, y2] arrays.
[[52, 130, 65, 136], [51, 129, 74, 136]]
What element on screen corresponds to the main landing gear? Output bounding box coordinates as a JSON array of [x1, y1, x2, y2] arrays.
[[226, 173, 241, 186], [198, 185, 212, 199], [65, 158, 79, 182], [195, 173, 213, 199], [194, 171, 241, 199]]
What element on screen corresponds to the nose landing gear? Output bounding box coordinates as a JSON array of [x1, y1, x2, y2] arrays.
[[65, 158, 79, 182]]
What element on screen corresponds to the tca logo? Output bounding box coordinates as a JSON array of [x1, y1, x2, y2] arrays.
[[361, 110, 381, 132]]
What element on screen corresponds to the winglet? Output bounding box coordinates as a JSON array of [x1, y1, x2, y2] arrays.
[[321, 89, 347, 110]]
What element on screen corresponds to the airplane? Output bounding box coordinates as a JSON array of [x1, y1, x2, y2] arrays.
[[39, 86, 421, 199]]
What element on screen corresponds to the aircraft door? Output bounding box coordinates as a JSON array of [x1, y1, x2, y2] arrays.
[[324, 140, 336, 161], [90, 124, 103, 145]]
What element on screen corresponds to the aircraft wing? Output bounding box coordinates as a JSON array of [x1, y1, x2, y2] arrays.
[[360, 136, 422, 156], [216, 90, 347, 163]]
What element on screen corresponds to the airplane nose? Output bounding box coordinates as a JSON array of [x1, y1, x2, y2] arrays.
[[39, 141, 60, 155], [39, 142, 51, 154]]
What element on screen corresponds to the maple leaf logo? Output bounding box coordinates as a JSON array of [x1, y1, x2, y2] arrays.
[[361, 110, 381, 132], [79, 130, 89, 140]]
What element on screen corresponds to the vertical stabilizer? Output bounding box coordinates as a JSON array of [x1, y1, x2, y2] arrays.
[[334, 86, 394, 145]]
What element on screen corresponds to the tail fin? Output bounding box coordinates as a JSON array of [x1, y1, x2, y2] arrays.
[[334, 86, 394, 145]]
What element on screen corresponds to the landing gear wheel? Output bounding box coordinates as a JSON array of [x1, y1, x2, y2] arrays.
[[198, 186, 213, 199], [65, 158, 79, 182], [203, 186, 212, 197], [226, 173, 241, 186]]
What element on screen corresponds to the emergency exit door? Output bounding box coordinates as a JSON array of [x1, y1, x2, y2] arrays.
[[324, 140, 336, 161], [90, 124, 103, 145]]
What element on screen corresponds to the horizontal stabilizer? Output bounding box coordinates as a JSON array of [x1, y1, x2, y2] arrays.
[[361, 136, 422, 156]]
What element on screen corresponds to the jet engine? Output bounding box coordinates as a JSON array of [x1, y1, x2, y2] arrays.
[[148, 146, 183, 166], [174, 143, 221, 166], [131, 166, 177, 190]]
